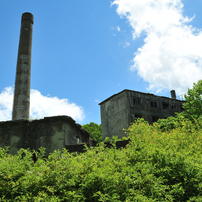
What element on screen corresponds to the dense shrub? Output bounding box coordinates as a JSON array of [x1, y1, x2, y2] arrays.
[[183, 80, 202, 120], [0, 119, 202, 201], [82, 122, 102, 142]]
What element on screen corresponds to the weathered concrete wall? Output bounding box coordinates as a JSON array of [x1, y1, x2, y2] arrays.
[[100, 91, 129, 140], [0, 116, 89, 157], [99, 90, 185, 140], [127, 91, 184, 124]]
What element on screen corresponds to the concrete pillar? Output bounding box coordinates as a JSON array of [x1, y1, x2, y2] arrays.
[[12, 12, 34, 120]]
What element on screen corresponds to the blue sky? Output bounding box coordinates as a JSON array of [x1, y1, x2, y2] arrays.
[[0, 0, 202, 125]]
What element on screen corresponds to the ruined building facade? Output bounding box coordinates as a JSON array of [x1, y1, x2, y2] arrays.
[[0, 116, 90, 157], [99, 89, 185, 140], [0, 13, 91, 156]]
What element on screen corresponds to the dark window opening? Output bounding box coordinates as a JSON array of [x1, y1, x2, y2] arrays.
[[151, 101, 158, 108], [163, 102, 169, 109], [133, 114, 142, 121], [133, 98, 141, 105], [134, 114, 142, 119], [152, 116, 159, 123]]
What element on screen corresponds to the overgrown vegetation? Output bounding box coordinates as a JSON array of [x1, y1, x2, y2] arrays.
[[1, 117, 202, 201], [1, 80, 202, 201], [82, 122, 102, 142], [155, 79, 202, 132], [183, 80, 202, 120]]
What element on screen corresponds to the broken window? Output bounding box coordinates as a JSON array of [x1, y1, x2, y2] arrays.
[[133, 98, 141, 105], [132, 114, 142, 121], [135, 114, 142, 119], [151, 101, 158, 108], [152, 116, 159, 123], [163, 102, 169, 109]]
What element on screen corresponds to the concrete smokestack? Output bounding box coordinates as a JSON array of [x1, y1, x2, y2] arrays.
[[12, 12, 34, 120], [170, 90, 176, 99]]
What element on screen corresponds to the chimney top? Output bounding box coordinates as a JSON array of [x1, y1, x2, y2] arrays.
[[170, 90, 176, 99], [21, 12, 34, 24]]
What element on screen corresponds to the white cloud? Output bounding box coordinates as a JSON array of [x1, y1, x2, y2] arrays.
[[94, 99, 101, 104], [124, 41, 130, 48], [0, 87, 85, 122], [110, 26, 121, 37], [110, 26, 121, 32], [117, 26, 121, 32], [112, 0, 202, 94], [0, 87, 13, 121]]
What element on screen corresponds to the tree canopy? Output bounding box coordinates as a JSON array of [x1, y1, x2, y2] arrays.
[[82, 122, 102, 142], [183, 80, 202, 119], [1, 118, 202, 201], [2, 82, 202, 200]]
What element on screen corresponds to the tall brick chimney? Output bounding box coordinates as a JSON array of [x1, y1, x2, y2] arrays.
[[12, 12, 34, 120]]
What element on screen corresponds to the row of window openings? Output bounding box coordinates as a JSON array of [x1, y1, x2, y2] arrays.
[[133, 114, 159, 123], [133, 98, 177, 109]]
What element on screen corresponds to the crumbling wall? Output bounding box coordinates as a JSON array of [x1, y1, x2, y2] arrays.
[[0, 116, 89, 157], [99, 90, 185, 140], [100, 91, 129, 140]]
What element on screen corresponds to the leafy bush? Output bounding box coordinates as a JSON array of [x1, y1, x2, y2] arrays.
[[183, 80, 202, 119], [154, 113, 202, 132], [0, 119, 202, 201], [153, 80, 202, 133], [82, 122, 102, 142]]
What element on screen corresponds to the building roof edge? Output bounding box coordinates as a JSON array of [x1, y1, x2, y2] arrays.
[[98, 89, 184, 105]]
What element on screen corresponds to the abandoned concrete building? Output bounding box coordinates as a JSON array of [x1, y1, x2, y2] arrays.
[[0, 12, 187, 155], [0, 116, 90, 157], [0, 12, 92, 156], [99, 89, 185, 140]]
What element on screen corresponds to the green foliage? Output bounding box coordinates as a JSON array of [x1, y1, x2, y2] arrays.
[[126, 119, 202, 201], [104, 136, 110, 143], [82, 122, 102, 142], [183, 80, 202, 119], [3, 82, 202, 201], [1, 119, 202, 201], [153, 80, 202, 132], [154, 113, 201, 132]]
